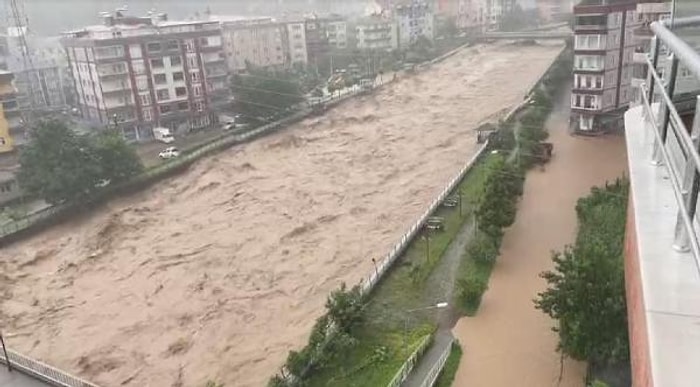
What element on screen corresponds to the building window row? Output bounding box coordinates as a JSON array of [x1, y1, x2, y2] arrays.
[[575, 55, 604, 71], [575, 34, 605, 50], [571, 94, 601, 110], [575, 74, 603, 90]]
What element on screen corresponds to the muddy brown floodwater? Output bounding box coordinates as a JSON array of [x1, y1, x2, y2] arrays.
[[0, 42, 562, 387], [451, 92, 628, 386]]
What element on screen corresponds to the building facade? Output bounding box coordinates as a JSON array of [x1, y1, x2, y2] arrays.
[[570, 0, 637, 133], [0, 71, 16, 154], [326, 18, 348, 49], [0, 31, 74, 113], [355, 16, 399, 51], [286, 21, 309, 66], [395, 1, 435, 48], [61, 12, 229, 140], [629, 1, 673, 103], [220, 18, 288, 73]]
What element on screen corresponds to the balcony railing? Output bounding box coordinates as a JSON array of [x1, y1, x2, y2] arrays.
[[639, 15, 700, 264]]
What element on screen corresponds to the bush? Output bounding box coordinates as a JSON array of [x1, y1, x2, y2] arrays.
[[466, 232, 499, 266], [458, 274, 488, 310], [326, 283, 365, 334]]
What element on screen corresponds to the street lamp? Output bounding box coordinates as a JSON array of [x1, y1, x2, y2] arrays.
[[0, 332, 11, 372], [403, 302, 449, 355]]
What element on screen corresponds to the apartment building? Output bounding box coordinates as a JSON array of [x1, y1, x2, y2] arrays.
[[326, 18, 349, 50], [219, 17, 287, 73], [286, 21, 309, 66], [536, 0, 575, 23], [570, 0, 637, 133], [355, 15, 399, 51], [629, 1, 672, 102], [0, 71, 16, 154], [485, 0, 517, 31], [395, 1, 435, 48], [61, 11, 229, 140], [0, 30, 74, 115]]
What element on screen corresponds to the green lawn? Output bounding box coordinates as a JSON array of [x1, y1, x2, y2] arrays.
[[434, 341, 463, 387], [303, 153, 500, 386]]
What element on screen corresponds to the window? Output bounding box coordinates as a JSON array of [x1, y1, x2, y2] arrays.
[[188, 57, 198, 68], [171, 56, 182, 67], [191, 72, 200, 83], [157, 89, 170, 101], [177, 101, 189, 110], [575, 55, 604, 70], [193, 85, 202, 97], [194, 101, 205, 112], [175, 87, 187, 97], [160, 104, 172, 114], [150, 58, 164, 68], [140, 94, 151, 106], [154, 74, 167, 84], [185, 40, 195, 53], [147, 42, 162, 52], [199, 37, 209, 46], [575, 35, 604, 50], [143, 108, 152, 121], [173, 72, 184, 82], [166, 40, 179, 50]]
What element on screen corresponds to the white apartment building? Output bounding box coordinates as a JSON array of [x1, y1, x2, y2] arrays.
[[286, 21, 309, 66], [219, 17, 287, 73], [326, 19, 348, 49], [61, 11, 229, 140], [394, 1, 435, 49], [355, 16, 398, 51]]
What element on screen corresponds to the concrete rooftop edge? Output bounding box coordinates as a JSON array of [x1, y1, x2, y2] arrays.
[[624, 105, 700, 387]]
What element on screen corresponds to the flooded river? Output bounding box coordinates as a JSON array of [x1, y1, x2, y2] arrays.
[[451, 91, 628, 386]]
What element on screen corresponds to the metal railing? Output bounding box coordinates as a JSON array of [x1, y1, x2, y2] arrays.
[[418, 337, 455, 387], [0, 347, 99, 387], [640, 16, 700, 274], [387, 335, 433, 387]]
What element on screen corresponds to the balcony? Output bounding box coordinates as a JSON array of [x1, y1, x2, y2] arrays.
[[623, 15, 700, 387], [574, 15, 607, 31]]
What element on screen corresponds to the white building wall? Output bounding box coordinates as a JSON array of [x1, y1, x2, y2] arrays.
[[286, 22, 308, 65]]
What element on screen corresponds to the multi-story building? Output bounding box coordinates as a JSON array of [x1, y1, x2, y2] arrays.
[[286, 20, 309, 66], [536, 0, 575, 24], [395, 1, 435, 48], [629, 1, 672, 102], [570, 0, 637, 133], [61, 11, 229, 140], [0, 29, 74, 116], [485, 0, 517, 31], [219, 17, 288, 73], [0, 71, 17, 154], [326, 17, 348, 50], [355, 15, 399, 51], [622, 12, 700, 387]]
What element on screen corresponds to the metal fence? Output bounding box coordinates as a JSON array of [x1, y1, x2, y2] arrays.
[[386, 335, 433, 387], [418, 338, 455, 387], [0, 348, 98, 387], [640, 16, 700, 271]]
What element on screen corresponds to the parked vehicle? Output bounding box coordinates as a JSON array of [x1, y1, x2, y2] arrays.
[[153, 127, 175, 144], [158, 147, 180, 159]]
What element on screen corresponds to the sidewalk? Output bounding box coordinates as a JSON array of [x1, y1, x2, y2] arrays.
[[402, 331, 454, 387]]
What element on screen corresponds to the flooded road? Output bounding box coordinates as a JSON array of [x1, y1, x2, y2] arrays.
[[451, 89, 628, 386]]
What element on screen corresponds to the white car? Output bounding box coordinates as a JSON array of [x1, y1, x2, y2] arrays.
[[159, 147, 180, 160]]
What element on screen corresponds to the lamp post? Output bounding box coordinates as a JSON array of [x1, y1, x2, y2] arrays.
[[403, 302, 448, 355], [0, 332, 11, 372], [422, 233, 431, 263]]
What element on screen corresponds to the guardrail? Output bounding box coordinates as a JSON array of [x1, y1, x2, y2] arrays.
[[418, 338, 455, 387], [639, 16, 700, 270], [0, 347, 98, 387], [387, 335, 433, 387]]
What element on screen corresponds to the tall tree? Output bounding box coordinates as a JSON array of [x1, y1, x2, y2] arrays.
[[231, 67, 304, 118], [535, 179, 629, 365], [18, 121, 144, 205]]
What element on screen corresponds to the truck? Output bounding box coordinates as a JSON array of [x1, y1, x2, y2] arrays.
[[153, 127, 175, 144]]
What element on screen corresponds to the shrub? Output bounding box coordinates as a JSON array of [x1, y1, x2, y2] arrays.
[[466, 232, 499, 266], [326, 283, 365, 334], [458, 273, 488, 310]]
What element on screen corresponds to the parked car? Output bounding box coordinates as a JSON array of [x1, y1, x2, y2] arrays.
[[159, 147, 180, 159]]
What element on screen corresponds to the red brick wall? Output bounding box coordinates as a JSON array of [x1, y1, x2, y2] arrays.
[[624, 197, 653, 387]]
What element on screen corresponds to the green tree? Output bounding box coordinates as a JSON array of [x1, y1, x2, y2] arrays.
[[535, 179, 629, 365], [326, 283, 365, 334], [18, 120, 104, 205], [475, 156, 523, 240], [94, 131, 144, 184], [18, 120, 144, 205], [231, 67, 304, 118]]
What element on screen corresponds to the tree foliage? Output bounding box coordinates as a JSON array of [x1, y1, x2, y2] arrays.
[[231, 67, 304, 118], [475, 155, 524, 240], [18, 120, 143, 205], [326, 282, 365, 334], [535, 179, 629, 365]]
